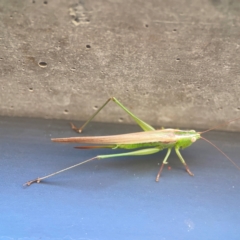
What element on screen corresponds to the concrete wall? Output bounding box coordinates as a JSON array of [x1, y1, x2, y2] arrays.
[[1, 0, 240, 131]]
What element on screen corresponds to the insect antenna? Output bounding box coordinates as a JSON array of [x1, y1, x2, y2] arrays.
[[200, 136, 240, 170], [200, 117, 240, 134]]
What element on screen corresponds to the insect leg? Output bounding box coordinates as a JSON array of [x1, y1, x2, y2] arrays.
[[155, 148, 171, 182], [71, 97, 155, 133], [71, 98, 112, 133], [24, 148, 161, 186], [24, 156, 98, 186], [175, 147, 194, 176], [111, 97, 155, 131], [98, 147, 161, 158]]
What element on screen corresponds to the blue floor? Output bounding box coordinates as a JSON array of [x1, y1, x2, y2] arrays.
[[1, 116, 240, 240]]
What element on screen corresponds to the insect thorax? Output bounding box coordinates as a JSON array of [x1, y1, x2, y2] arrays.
[[175, 131, 201, 149]]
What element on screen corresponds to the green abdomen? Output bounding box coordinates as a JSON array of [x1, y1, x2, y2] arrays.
[[114, 142, 173, 150]]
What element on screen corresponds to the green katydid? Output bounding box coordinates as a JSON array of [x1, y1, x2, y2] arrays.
[[25, 97, 240, 186]]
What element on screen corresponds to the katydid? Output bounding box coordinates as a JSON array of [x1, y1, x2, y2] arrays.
[[25, 97, 240, 186]]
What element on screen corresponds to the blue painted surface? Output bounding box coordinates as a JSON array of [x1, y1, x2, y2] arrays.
[[1, 116, 240, 240]]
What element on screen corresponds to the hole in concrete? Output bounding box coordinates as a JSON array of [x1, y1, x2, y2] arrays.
[[64, 109, 69, 114], [118, 117, 124, 122], [237, 107, 240, 111], [93, 106, 98, 110], [86, 45, 91, 48], [29, 87, 33, 91], [38, 61, 47, 68], [145, 24, 149, 27], [32, 0, 35, 3], [44, 0, 48, 4], [173, 29, 177, 31], [176, 58, 180, 61], [0, 58, 3, 60], [74, 17, 80, 23], [10, 106, 14, 109]]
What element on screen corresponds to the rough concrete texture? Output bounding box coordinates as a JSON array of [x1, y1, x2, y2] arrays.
[[0, 0, 240, 131]]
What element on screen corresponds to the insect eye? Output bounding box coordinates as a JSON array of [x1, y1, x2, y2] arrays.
[[191, 137, 196, 142], [189, 130, 196, 133]]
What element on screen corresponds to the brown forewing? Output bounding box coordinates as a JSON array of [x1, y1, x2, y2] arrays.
[[51, 129, 177, 145]]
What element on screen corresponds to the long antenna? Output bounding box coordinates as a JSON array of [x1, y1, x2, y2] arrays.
[[201, 117, 240, 134], [200, 136, 240, 170]]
